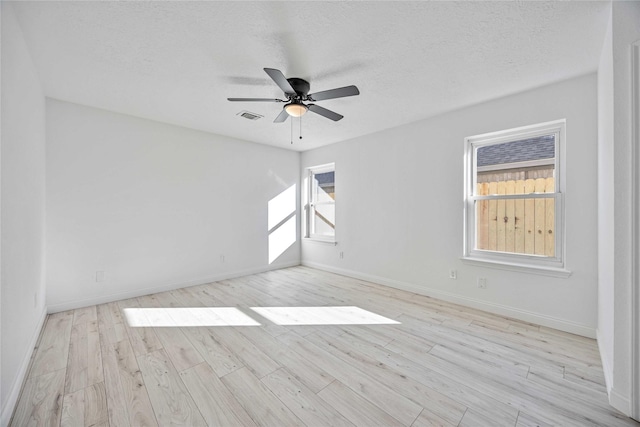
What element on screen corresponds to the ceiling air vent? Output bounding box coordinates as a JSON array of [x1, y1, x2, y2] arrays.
[[237, 110, 263, 121]]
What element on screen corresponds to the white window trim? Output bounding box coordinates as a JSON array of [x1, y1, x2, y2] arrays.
[[304, 163, 336, 243], [463, 120, 570, 276], [476, 157, 554, 173]]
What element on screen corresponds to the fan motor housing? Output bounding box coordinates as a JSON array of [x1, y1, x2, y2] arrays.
[[287, 78, 310, 97]]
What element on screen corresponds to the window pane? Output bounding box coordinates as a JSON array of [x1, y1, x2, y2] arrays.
[[313, 171, 335, 202], [476, 197, 555, 257], [465, 121, 564, 269], [312, 204, 335, 236], [307, 165, 335, 239], [476, 135, 555, 184]]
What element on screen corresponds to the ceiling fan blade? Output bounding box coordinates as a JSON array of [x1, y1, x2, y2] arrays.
[[308, 104, 343, 121], [227, 98, 283, 102], [309, 85, 359, 101], [274, 108, 290, 123], [264, 68, 296, 96]]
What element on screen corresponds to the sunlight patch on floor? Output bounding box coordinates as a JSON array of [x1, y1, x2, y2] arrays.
[[249, 306, 400, 326], [123, 307, 261, 327]]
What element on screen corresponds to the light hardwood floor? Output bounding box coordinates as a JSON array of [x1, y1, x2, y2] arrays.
[[10, 266, 639, 426]]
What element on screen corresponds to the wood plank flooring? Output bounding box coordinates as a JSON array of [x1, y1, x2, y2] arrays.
[[10, 266, 638, 426]]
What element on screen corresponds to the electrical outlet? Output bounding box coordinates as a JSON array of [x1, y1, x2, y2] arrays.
[[339, 251, 344, 259], [449, 269, 457, 279], [96, 271, 105, 282], [477, 277, 487, 289], [220, 255, 225, 263]]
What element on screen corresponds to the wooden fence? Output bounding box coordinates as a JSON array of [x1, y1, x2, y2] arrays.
[[476, 177, 555, 257]]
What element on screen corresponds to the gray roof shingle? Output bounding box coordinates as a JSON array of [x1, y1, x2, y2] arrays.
[[477, 135, 555, 167], [315, 171, 334, 185]]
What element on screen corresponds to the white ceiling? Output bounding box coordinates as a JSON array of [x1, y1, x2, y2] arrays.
[[9, 1, 610, 152]]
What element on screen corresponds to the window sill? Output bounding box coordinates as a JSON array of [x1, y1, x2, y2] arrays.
[[303, 237, 337, 246], [461, 256, 572, 278]]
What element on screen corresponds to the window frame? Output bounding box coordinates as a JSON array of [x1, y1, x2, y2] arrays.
[[463, 120, 568, 275], [304, 163, 336, 243]]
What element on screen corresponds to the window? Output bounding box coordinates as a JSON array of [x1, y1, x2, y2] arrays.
[[464, 120, 567, 274], [305, 163, 335, 241]]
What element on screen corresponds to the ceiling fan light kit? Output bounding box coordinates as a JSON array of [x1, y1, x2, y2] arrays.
[[284, 102, 308, 117], [228, 68, 359, 124]]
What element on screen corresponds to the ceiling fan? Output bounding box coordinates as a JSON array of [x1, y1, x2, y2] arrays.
[[228, 68, 360, 123]]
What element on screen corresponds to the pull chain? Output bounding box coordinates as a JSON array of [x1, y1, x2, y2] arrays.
[[289, 115, 303, 145]]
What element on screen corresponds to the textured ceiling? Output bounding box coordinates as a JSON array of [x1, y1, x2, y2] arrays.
[[9, 1, 610, 151]]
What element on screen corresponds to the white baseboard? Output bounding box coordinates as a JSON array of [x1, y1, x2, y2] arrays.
[[1, 307, 47, 427], [47, 261, 300, 313], [597, 328, 633, 418], [609, 387, 632, 417], [596, 328, 614, 393], [303, 261, 596, 338]]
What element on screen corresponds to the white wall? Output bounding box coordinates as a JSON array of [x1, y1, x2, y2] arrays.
[[0, 3, 47, 425], [601, 1, 640, 417], [302, 73, 598, 337], [46, 100, 300, 311], [597, 4, 615, 394]]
